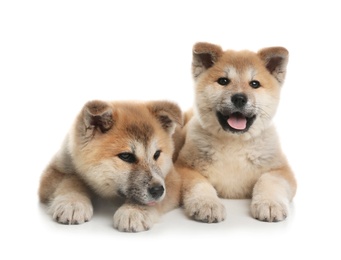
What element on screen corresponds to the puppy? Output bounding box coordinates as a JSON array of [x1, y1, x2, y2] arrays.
[[38, 100, 182, 232], [176, 42, 297, 223]]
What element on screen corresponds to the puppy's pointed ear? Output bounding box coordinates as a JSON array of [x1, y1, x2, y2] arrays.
[[258, 47, 289, 85], [82, 100, 114, 134], [192, 42, 223, 80], [147, 101, 183, 135]]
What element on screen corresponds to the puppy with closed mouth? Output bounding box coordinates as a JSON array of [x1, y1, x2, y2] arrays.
[[38, 100, 182, 232], [176, 42, 297, 223]]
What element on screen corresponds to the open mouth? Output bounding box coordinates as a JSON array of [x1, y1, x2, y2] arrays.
[[216, 111, 256, 133]]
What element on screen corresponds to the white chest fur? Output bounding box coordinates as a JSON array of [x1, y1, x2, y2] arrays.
[[182, 120, 283, 199], [203, 139, 262, 198]]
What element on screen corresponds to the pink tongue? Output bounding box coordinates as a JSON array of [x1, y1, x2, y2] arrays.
[[227, 115, 247, 130]]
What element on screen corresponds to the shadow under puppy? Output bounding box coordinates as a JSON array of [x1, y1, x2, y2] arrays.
[[176, 42, 297, 223], [39, 100, 182, 232]]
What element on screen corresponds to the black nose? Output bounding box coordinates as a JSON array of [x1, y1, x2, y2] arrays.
[[231, 93, 248, 108], [148, 185, 164, 199]]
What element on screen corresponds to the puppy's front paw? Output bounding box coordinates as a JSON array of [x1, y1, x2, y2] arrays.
[[184, 196, 226, 223], [49, 194, 93, 224], [251, 198, 289, 222], [113, 204, 158, 232]]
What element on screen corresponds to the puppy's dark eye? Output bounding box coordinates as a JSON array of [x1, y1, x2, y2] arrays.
[[118, 152, 137, 163], [250, 80, 261, 89], [153, 150, 161, 161], [217, 77, 230, 86]]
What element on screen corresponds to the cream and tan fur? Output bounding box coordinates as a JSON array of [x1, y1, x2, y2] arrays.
[[39, 100, 182, 232], [175, 42, 297, 223]]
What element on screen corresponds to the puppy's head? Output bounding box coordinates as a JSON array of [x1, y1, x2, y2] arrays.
[[192, 42, 288, 138], [70, 100, 182, 206]]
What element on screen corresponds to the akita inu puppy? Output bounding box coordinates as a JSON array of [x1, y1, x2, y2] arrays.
[[39, 100, 182, 232], [176, 42, 297, 223]]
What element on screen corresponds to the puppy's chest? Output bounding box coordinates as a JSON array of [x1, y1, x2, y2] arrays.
[[196, 141, 268, 198]]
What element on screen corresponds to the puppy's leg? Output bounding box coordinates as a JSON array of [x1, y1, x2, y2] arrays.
[[39, 166, 93, 224], [179, 166, 226, 223], [251, 165, 297, 222], [113, 203, 159, 232]]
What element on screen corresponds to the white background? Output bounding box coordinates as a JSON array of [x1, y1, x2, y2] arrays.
[[1, 0, 340, 259]]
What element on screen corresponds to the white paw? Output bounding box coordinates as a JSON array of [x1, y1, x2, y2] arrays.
[[251, 198, 289, 222], [49, 194, 93, 224], [184, 196, 226, 223], [113, 204, 158, 232]]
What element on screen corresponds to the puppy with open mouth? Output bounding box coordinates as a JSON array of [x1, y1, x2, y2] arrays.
[[38, 100, 182, 232], [175, 42, 297, 223]]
